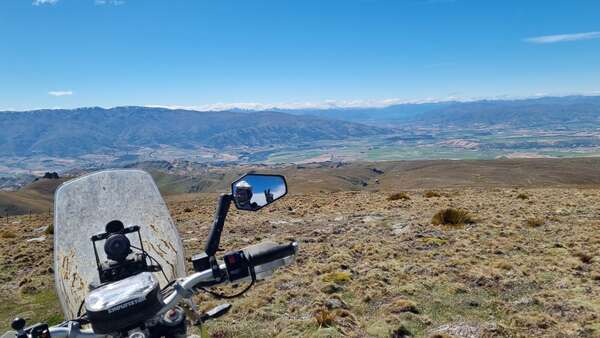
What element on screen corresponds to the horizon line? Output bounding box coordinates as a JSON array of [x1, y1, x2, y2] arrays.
[[2, 92, 600, 113]]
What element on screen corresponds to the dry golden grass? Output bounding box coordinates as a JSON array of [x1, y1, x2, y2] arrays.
[[431, 208, 475, 225], [387, 192, 410, 201]]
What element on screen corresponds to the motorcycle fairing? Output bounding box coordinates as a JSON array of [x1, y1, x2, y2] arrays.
[[53, 170, 186, 319]]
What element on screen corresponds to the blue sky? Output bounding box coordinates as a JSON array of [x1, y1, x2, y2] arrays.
[[1, 0, 599, 110]]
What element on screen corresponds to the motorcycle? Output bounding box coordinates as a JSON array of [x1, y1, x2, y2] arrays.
[[3, 170, 298, 338]]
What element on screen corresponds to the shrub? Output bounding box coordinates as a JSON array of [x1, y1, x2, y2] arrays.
[[45, 224, 54, 235], [424, 191, 441, 198], [432, 208, 474, 226], [388, 192, 410, 201], [526, 218, 544, 227], [516, 193, 529, 200]]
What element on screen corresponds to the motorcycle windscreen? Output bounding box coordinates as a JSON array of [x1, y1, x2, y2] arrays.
[[53, 169, 186, 319]]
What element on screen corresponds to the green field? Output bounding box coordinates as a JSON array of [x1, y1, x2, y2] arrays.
[[260, 128, 600, 164]]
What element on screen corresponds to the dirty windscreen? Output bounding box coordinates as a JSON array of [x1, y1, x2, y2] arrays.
[[53, 170, 186, 319]]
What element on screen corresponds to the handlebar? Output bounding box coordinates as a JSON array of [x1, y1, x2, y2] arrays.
[[245, 241, 298, 267], [161, 241, 298, 312], [9, 241, 298, 338]]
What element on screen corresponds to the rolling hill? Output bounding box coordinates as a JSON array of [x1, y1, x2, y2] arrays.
[[419, 95, 600, 127]]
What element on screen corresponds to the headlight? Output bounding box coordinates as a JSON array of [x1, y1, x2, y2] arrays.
[[85, 272, 162, 334]]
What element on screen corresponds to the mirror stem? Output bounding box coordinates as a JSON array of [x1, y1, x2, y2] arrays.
[[204, 193, 233, 257]]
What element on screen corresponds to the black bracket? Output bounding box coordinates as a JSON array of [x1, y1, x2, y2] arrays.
[[205, 194, 232, 256], [192, 194, 232, 273]]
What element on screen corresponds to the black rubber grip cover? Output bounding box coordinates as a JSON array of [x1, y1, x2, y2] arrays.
[[247, 241, 298, 267]]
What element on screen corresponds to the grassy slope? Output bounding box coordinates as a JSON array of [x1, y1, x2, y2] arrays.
[[2, 187, 599, 337]]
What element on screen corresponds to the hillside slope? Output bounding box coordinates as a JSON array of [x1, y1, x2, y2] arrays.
[[3, 157, 600, 216], [0, 178, 66, 215], [0, 107, 389, 157]]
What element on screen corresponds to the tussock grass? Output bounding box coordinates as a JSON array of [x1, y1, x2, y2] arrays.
[[322, 271, 352, 284], [574, 252, 593, 264], [431, 208, 475, 226], [517, 193, 529, 200], [424, 191, 442, 198], [0, 230, 16, 238], [386, 298, 419, 314], [313, 309, 336, 327], [388, 192, 410, 201], [526, 218, 545, 227]]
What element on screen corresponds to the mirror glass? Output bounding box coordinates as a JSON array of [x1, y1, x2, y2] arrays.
[[232, 174, 287, 211]]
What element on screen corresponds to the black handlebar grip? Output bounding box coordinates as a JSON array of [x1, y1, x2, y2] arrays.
[[247, 241, 298, 267]]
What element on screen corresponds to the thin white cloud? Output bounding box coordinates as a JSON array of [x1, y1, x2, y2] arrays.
[[146, 92, 600, 112], [33, 0, 58, 5], [147, 98, 461, 112], [525, 31, 600, 44], [48, 91, 73, 97], [95, 0, 125, 5]]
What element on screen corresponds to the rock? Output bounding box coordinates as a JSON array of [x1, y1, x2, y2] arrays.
[[392, 223, 410, 235], [26, 236, 46, 242], [325, 298, 344, 309], [42, 172, 60, 179], [20, 285, 37, 295], [321, 284, 343, 294], [34, 226, 49, 233]]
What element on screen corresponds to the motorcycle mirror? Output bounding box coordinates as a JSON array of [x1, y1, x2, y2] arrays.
[[231, 174, 287, 211]]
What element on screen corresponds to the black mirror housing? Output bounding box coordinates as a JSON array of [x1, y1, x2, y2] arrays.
[[231, 174, 288, 211]]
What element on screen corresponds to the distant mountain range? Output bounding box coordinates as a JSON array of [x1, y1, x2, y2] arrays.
[[286, 95, 600, 127], [0, 107, 388, 157], [1, 95, 599, 159]]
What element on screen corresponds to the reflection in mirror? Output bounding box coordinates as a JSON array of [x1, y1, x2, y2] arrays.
[[232, 174, 287, 211]]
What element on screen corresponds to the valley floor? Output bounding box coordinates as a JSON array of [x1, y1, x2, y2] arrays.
[[1, 188, 599, 337]]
